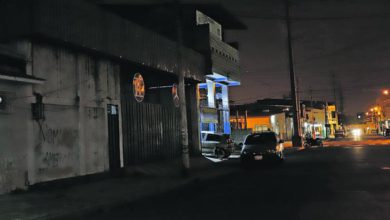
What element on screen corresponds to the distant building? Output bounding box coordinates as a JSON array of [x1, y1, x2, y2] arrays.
[[376, 96, 390, 135], [230, 99, 294, 141], [326, 104, 340, 138], [301, 101, 339, 138], [231, 99, 339, 141]]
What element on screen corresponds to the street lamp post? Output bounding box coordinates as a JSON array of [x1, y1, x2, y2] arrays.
[[378, 89, 390, 134]]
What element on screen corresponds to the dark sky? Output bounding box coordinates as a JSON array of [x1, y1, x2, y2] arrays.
[[100, 0, 390, 115], [221, 0, 390, 115]]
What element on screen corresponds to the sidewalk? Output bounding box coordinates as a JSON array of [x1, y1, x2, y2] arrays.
[[282, 141, 305, 154], [0, 148, 304, 220], [0, 157, 239, 220]]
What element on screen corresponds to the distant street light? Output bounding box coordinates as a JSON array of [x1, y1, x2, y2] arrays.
[[383, 90, 389, 95]]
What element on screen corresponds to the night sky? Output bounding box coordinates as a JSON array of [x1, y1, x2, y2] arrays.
[[221, 0, 390, 116], [100, 0, 390, 115]]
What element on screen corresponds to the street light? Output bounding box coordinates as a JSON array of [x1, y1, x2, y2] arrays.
[[383, 90, 389, 95]]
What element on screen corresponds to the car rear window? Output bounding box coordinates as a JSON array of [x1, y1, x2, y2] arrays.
[[206, 134, 222, 142], [245, 133, 277, 145]]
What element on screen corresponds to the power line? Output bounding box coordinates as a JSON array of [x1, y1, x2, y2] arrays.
[[233, 12, 390, 21]]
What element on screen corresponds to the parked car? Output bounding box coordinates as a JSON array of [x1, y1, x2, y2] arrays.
[[304, 136, 323, 148], [334, 130, 346, 138], [240, 132, 284, 166], [201, 132, 234, 159]]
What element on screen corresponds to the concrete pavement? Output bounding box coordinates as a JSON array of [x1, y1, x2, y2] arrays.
[[0, 156, 243, 220], [324, 135, 390, 147], [0, 145, 323, 220], [80, 144, 390, 220]]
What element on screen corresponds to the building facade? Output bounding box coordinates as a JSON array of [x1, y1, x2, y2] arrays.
[[301, 101, 339, 139], [99, 3, 245, 148], [230, 99, 339, 143], [230, 99, 294, 142], [196, 10, 241, 135], [0, 0, 205, 194]]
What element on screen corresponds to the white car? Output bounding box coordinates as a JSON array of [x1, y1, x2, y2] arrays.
[[201, 132, 234, 158]]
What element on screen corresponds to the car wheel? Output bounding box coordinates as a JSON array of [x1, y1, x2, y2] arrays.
[[223, 150, 231, 159], [215, 148, 225, 159]]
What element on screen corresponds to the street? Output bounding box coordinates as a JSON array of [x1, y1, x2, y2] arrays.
[[78, 137, 390, 220]]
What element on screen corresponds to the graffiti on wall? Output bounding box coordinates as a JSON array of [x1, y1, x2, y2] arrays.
[[39, 125, 78, 147], [34, 104, 79, 180]]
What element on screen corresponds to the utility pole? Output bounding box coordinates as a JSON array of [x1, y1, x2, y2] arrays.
[[324, 100, 329, 139], [309, 87, 313, 107], [338, 82, 344, 113], [331, 73, 337, 106], [174, 0, 190, 173], [285, 0, 302, 147]]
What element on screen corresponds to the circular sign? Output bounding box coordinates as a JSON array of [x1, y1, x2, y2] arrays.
[[172, 83, 180, 108], [133, 73, 145, 102]]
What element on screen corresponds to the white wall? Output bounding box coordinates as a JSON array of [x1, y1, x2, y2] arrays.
[[0, 41, 122, 193]]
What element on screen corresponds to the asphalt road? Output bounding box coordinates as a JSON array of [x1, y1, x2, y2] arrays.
[[82, 140, 390, 220]]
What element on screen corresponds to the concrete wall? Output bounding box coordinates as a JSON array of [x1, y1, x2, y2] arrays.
[[0, 40, 122, 193], [30, 42, 121, 184], [0, 81, 33, 192]]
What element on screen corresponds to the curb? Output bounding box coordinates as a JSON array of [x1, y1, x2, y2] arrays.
[[283, 147, 305, 154]]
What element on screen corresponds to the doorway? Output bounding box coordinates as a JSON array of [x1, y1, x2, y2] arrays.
[[107, 104, 120, 173]]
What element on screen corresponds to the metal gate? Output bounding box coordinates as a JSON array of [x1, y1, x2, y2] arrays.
[[121, 100, 181, 165]]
